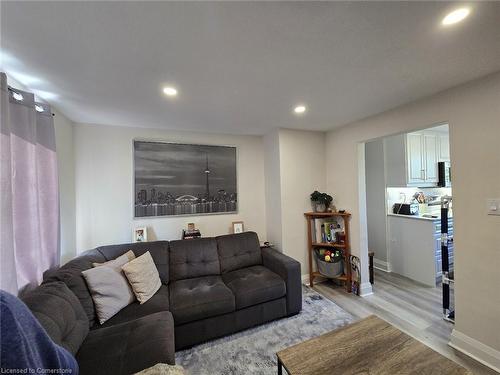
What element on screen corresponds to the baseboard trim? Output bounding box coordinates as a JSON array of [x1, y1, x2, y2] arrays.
[[301, 274, 310, 285], [301, 274, 331, 287], [449, 329, 500, 373], [359, 282, 373, 297], [302, 274, 372, 295], [373, 258, 391, 272]]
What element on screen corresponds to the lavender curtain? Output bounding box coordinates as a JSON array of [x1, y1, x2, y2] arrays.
[[0, 72, 60, 294]]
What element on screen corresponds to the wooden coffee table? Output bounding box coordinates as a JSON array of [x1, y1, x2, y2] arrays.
[[276, 315, 471, 375]]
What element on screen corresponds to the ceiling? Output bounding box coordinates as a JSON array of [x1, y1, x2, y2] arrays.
[[2, 1, 500, 135]]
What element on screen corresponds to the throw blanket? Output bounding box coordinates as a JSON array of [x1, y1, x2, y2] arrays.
[[0, 290, 78, 374], [135, 364, 187, 375]]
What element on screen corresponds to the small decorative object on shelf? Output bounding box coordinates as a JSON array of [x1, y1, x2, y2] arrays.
[[310, 191, 333, 213], [231, 221, 244, 234], [182, 223, 201, 240], [305, 210, 352, 292], [350, 255, 361, 296], [260, 241, 273, 248], [133, 227, 147, 242]]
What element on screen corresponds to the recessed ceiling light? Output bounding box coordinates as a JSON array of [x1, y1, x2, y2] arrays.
[[35, 105, 44, 112], [442, 7, 470, 26], [162, 86, 178, 97], [294, 105, 306, 114]]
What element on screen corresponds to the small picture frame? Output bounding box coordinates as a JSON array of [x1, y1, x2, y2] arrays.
[[133, 227, 147, 242], [232, 221, 244, 234]]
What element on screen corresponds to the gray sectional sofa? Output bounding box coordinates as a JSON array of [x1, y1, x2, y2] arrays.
[[22, 232, 301, 375]]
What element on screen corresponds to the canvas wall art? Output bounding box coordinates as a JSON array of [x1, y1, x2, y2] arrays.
[[134, 141, 237, 217]]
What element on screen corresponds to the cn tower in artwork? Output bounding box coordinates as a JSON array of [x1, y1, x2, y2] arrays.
[[204, 153, 210, 200]]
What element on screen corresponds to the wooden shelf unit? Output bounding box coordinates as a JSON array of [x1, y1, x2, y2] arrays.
[[311, 242, 346, 248], [305, 211, 352, 292]]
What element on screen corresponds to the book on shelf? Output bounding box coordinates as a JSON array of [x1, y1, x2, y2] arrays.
[[314, 218, 344, 244], [182, 229, 201, 240]]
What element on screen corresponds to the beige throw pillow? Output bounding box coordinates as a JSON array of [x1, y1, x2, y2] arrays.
[[82, 251, 136, 324], [92, 250, 135, 268], [122, 251, 162, 304]]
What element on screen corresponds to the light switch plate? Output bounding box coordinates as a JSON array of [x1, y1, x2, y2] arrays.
[[487, 199, 500, 216]]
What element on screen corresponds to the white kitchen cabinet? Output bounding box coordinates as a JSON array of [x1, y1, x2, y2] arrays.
[[438, 133, 450, 162], [388, 215, 437, 286], [423, 133, 438, 183], [385, 130, 441, 187], [406, 132, 425, 185], [387, 214, 453, 287]]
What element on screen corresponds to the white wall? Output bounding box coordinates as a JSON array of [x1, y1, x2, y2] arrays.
[[365, 139, 388, 266], [73, 123, 267, 251], [263, 129, 283, 250], [263, 128, 326, 278], [326, 71, 500, 367], [278, 129, 326, 277], [53, 108, 76, 263]]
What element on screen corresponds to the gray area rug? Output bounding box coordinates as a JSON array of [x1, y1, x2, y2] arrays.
[[176, 286, 354, 375]]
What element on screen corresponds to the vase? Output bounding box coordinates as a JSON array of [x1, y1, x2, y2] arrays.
[[313, 202, 327, 212]]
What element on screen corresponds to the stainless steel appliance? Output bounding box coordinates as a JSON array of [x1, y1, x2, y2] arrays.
[[438, 161, 451, 187], [392, 203, 419, 215]]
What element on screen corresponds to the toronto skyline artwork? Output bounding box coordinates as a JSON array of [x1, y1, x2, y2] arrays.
[[134, 141, 237, 217]]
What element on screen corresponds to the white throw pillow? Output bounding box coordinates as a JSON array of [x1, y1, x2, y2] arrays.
[[122, 251, 162, 304], [82, 251, 136, 324]]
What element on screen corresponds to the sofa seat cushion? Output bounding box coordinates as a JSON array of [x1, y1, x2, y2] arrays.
[[76, 311, 175, 375], [169, 276, 235, 325], [222, 266, 286, 309], [95, 285, 169, 329]]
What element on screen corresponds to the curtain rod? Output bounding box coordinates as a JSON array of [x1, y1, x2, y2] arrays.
[[7, 86, 56, 116]]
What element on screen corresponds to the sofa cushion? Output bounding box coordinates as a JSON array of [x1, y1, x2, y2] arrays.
[[96, 241, 169, 284], [96, 285, 169, 329], [21, 281, 89, 355], [169, 276, 235, 325], [122, 251, 162, 304], [76, 311, 175, 375], [169, 238, 220, 281], [43, 249, 106, 327], [82, 252, 136, 324], [222, 265, 286, 309], [92, 250, 135, 267], [216, 232, 262, 273]]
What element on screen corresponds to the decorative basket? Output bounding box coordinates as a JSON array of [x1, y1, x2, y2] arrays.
[[314, 249, 344, 278]]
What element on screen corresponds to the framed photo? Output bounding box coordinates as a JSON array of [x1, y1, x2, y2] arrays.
[[133, 227, 147, 242], [232, 221, 244, 234], [134, 141, 237, 218]]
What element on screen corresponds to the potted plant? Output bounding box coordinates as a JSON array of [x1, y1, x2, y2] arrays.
[[310, 191, 333, 212]]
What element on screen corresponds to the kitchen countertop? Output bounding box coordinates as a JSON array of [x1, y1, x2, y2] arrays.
[[387, 213, 453, 221]]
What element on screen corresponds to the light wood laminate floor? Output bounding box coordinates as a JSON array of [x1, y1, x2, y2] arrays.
[[314, 270, 498, 375]]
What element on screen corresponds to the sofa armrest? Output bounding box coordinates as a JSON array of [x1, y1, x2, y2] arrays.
[[262, 248, 302, 315]]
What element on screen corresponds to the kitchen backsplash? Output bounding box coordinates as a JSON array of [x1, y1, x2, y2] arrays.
[[386, 187, 452, 214]]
